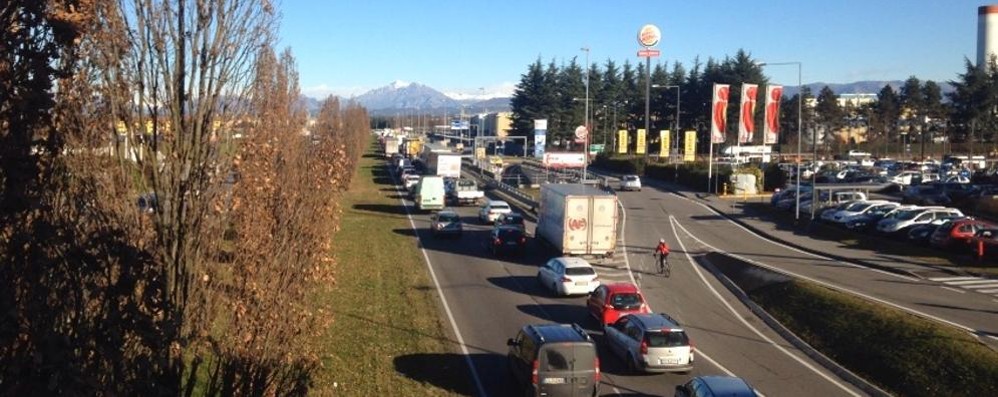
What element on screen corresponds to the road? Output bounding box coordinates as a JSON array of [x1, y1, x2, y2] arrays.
[[390, 166, 865, 396]]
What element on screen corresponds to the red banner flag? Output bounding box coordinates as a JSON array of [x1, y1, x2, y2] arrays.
[[711, 84, 730, 144], [764, 85, 784, 145], [739, 84, 758, 144]]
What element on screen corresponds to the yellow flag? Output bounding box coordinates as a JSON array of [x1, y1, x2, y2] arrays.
[[660, 130, 670, 158], [636, 129, 646, 154], [618, 130, 628, 154], [684, 130, 697, 162]]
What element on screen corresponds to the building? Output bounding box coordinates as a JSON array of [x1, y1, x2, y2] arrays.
[[980, 5, 998, 68], [483, 112, 512, 138]]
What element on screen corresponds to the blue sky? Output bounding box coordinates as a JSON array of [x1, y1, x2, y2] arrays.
[[279, 1, 984, 99]]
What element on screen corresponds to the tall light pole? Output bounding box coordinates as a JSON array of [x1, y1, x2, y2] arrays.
[[759, 61, 803, 221], [581, 46, 590, 180]]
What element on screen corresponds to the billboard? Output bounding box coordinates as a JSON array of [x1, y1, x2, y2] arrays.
[[764, 85, 784, 145], [636, 129, 646, 154], [543, 152, 586, 168], [739, 83, 758, 144], [618, 130, 628, 154], [711, 84, 730, 144], [684, 130, 696, 162], [534, 119, 547, 158], [660, 130, 670, 158]]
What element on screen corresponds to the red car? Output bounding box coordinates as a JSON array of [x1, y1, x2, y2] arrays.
[[968, 228, 998, 261], [930, 218, 994, 250], [587, 283, 650, 326]]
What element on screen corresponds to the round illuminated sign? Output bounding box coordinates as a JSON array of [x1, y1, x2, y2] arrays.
[[637, 24, 661, 48]]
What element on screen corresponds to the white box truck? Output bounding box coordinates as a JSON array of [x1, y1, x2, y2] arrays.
[[384, 136, 400, 158], [535, 184, 619, 257]]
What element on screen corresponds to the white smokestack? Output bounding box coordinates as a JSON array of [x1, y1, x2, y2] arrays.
[[978, 5, 998, 69]]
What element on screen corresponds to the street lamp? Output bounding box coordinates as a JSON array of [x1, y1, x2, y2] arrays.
[[581, 46, 591, 180], [759, 61, 804, 221]]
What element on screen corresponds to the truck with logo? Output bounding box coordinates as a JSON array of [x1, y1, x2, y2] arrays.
[[535, 184, 619, 257]]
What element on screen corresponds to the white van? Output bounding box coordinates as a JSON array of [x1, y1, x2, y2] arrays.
[[415, 176, 445, 211]]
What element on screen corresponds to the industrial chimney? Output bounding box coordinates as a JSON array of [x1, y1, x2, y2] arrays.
[[978, 5, 998, 68]]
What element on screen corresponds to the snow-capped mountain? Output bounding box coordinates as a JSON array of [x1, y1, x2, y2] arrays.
[[354, 81, 459, 110]]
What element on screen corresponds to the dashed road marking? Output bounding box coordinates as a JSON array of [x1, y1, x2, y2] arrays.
[[940, 286, 966, 294], [929, 276, 998, 297]]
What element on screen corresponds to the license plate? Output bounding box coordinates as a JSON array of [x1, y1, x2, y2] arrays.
[[542, 377, 565, 384], [659, 358, 681, 365], [574, 281, 587, 286]]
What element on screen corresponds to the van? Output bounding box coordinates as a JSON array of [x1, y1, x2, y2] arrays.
[[507, 323, 601, 397], [415, 176, 445, 211]]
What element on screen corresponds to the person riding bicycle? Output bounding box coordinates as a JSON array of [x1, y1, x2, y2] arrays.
[[654, 238, 670, 271]]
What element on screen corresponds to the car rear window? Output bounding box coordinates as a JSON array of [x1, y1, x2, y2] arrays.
[[624, 176, 638, 181], [498, 228, 523, 238], [492, 203, 510, 211], [541, 343, 595, 371], [645, 330, 689, 348], [564, 267, 595, 276], [610, 293, 642, 310]]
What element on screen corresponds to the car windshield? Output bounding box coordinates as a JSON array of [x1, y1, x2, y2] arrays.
[[845, 202, 870, 211], [565, 267, 595, 276], [497, 229, 522, 238], [491, 203, 510, 211], [645, 330, 689, 347], [610, 293, 642, 309], [895, 210, 923, 221]]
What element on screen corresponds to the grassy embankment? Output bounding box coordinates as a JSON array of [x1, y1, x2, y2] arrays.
[[310, 147, 466, 396], [751, 279, 998, 396]]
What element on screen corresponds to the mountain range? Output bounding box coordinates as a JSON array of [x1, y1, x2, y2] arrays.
[[301, 80, 955, 117]]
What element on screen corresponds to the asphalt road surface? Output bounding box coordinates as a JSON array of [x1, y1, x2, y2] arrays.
[[389, 167, 865, 396]]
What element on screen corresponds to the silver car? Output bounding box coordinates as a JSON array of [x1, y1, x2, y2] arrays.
[[619, 175, 642, 191], [604, 313, 693, 373], [430, 210, 462, 238]]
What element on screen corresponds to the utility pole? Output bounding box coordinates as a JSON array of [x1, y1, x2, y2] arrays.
[[582, 46, 590, 181]]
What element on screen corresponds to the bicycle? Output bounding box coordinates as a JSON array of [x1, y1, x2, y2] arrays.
[[654, 252, 671, 277]]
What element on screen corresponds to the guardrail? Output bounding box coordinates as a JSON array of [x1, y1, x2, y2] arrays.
[[463, 162, 539, 211]]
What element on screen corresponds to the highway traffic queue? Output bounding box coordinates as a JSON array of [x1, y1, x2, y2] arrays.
[[380, 133, 759, 397]]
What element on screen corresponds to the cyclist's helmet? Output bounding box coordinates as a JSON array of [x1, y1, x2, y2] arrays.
[[659, 238, 665, 243]]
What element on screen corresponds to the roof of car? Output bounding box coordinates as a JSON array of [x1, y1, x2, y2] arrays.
[[626, 312, 681, 329], [437, 209, 459, 216], [695, 376, 756, 396], [604, 283, 640, 294], [554, 257, 592, 269], [526, 323, 591, 344], [488, 200, 510, 206]]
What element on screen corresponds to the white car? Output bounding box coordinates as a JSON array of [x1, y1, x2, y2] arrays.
[[478, 200, 512, 224], [876, 207, 963, 234], [823, 200, 889, 223], [402, 174, 421, 190], [832, 201, 900, 224], [618, 175, 642, 191], [537, 257, 600, 296]]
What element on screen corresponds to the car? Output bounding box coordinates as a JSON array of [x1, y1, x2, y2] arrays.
[[495, 212, 526, 233], [478, 200, 513, 223], [618, 175, 642, 191], [674, 376, 759, 397], [586, 283, 650, 326], [537, 257, 600, 296], [506, 323, 601, 397], [844, 204, 917, 232], [929, 218, 994, 250], [876, 207, 963, 235], [429, 209, 462, 238], [402, 174, 421, 191], [830, 201, 899, 224], [968, 228, 998, 261], [604, 313, 694, 374], [489, 226, 527, 256], [905, 216, 964, 244], [818, 200, 861, 222], [137, 192, 158, 214]]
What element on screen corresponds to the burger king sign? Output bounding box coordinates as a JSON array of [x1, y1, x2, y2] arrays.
[[637, 24, 661, 48]]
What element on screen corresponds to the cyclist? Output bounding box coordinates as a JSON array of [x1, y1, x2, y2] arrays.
[[654, 238, 671, 274]]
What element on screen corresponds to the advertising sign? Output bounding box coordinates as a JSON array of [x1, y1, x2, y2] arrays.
[[637, 24, 661, 47], [764, 85, 784, 145], [739, 83, 759, 144], [660, 130, 670, 158], [589, 144, 605, 154], [543, 152, 586, 168], [534, 119, 547, 158], [636, 129, 647, 154], [617, 130, 628, 154], [711, 84, 730, 144], [684, 130, 697, 162]]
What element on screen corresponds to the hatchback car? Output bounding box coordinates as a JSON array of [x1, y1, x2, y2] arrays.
[[506, 323, 601, 397], [478, 200, 513, 224], [495, 212, 526, 233], [876, 207, 962, 235], [604, 313, 693, 373], [490, 226, 527, 256], [674, 376, 758, 397], [930, 218, 993, 250], [618, 175, 642, 191], [430, 210, 462, 238], [586, 283, 650, 326], [537, 257, 600, 296]]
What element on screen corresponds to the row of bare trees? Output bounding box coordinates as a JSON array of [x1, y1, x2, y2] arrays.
[[1, 0, 369, 395]]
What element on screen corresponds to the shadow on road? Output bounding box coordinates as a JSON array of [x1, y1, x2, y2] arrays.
[[486, 275, 550, 298], [516, 303, 591, 324]]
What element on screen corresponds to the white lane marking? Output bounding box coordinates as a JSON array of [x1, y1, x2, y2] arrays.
[[392, 173, 488, 397], [671, 193, 920, 282], [948, 279, 998, 286], [670, 216, 861, 397], [929, 276, 979, 282], [940, 286, 967, 294], [963, 283, 998, 289], [669, 214, 983, 339], [989, 334, 998, 342], [617, 200, 638, 286], [978, 288, 998, 294]]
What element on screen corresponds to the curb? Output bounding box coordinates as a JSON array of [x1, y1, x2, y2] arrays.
[[697, 254, 893, 397]]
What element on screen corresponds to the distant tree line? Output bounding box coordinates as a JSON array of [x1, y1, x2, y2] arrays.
[[510, 49, 998, 158]]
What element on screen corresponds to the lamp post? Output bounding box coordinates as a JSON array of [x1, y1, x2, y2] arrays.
[[582, 46, 591, 180], [759, 61, 803, 221]]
